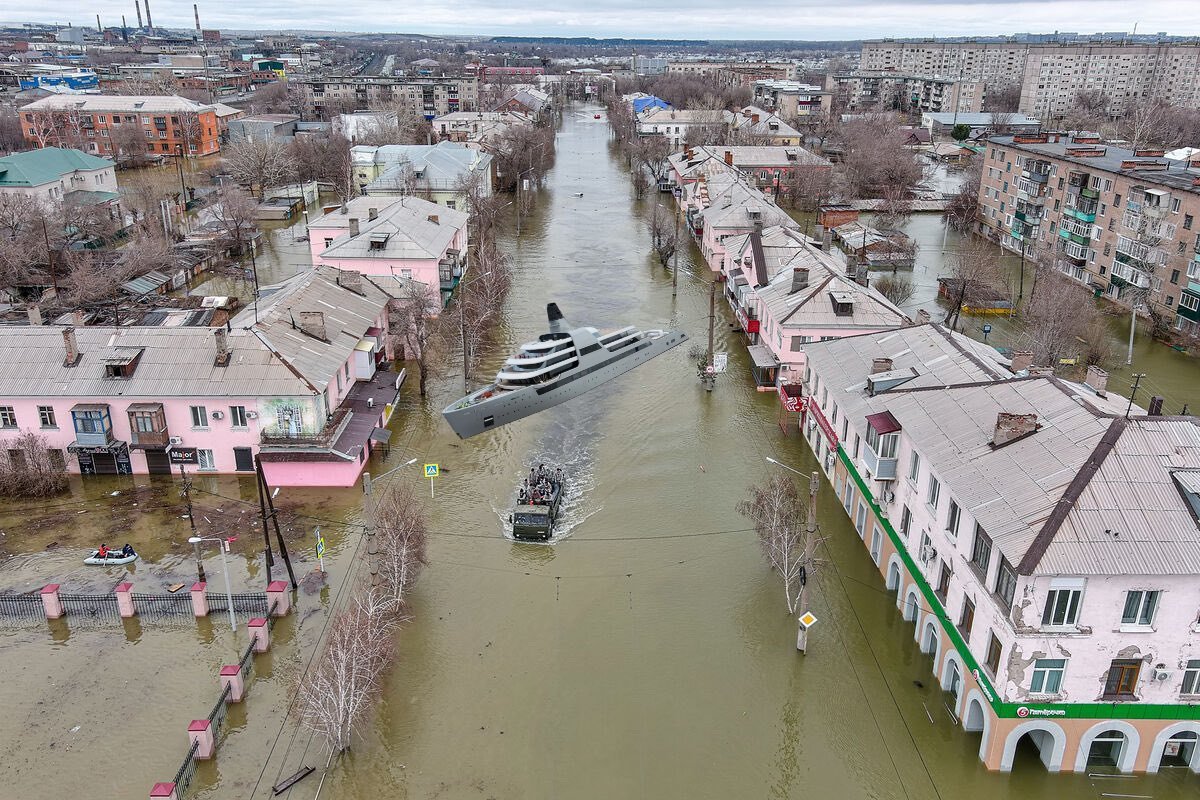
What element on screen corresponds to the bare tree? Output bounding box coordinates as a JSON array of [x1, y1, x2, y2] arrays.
[[223, 136, 295, 198], [840, 114, 923, 199], [0, 107, 27, 153], [943, 157, 982, 232], [451, 241, 514, 391], [737, 474, 822, 642], [389, 280, 444, 399], [983, 84, 1022, 113], [110, 123, 151, 167], [941, 238, 1008, 332], [1064, 90, 1110, 131], [1020, 268, 1103, 368], [873, 275, 917, 307], [289, 134, 356, 203], [874, 185, 913, 228], [372, 483, 429, 608], [646, 204, 678, 269], [1120, 99, 1172, 151], [0, 430, 69, 497], [209, 187, 260, 255]]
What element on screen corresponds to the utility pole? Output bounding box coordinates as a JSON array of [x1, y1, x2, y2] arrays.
[[180, 465, 204, 582], [253, 454, 276, 584], [672, 203, 680, 298], [1125, 373, 1145, 419], [257, 456, 297, 589], [704, 279, 716, 392], [796, 470, 819, 653], [1126, 302, 1141, 365], [362, 471, 380, 587]]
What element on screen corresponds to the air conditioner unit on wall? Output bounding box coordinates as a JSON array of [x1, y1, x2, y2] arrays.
[[169, 436, 183, 445], [212, 410, 224, 420], [919, 545, 937, 564], [1154, 670, 1172, 681], [245, 411, 258, 419]]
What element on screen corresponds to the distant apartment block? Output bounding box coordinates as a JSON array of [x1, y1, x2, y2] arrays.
[[977, 134, 1200, 335], [296, 75, 479, 120], [860, 40, 1200, 118], [665, 60, 800, 84], [19, 95, 221, 157], [826, 72, 984, 115], [752, 80, 832, 120]]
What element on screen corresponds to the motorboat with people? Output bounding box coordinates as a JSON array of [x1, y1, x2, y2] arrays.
[[84, 543, 138, 566], [510, 464, 566, 541], [442, 303, 688, 438]]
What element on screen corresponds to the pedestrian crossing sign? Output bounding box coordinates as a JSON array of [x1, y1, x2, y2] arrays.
[[424, 463, 439, 478], [315, 534, 325, 558], [798, 612, 818, 629]]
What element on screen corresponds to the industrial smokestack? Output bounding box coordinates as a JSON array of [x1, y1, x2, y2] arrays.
[[96, 14, 102, 33], [144, 0, 153, 34], [122, 15, 128, 42], [194, 3, 201, 33], [135, 0, 143, 29]]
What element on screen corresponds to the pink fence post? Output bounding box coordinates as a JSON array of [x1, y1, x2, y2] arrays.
[[266, 580, 290, 616], [190, 583, 209, 618], [40, 584, 63, 619], [248, 617, 269, 652], [187, 720, 215, 760], [150, 782, 178, 800], [219, 665, 245, 702], [115, 582, 136, 618]]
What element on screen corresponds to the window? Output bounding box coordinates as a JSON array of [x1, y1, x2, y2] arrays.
[[946, 500, 961, 537], [936, 561, 951, 602], [971, 525, 992, 574], [865, 426, 898, 459], [38, 406, 56, 428], [927, 474, 940, 509], [323, 237, 333, 248], [1172, 197, 1182, 213], [197, 449, 215, 470], [852, 434, 861, 459], [985, 633, 1003, 675], [73, 408, 107, 434], [1172, 269, 1181, 284], [908, 451, 921, 482], [1030, 658, 1067, 694], [0, 406, 15, 427], [190, 405, 208, 428], [959, 596, 976, 639], [1185, 214, 1194, 230], [841, 417, 848, 440], [1042, 584, 1083, 628], [1104, 659, 1141, 699], [900, 505, 912, 538], [1121, 590, 1160, 626], [1182, 660, 1200, 695], [132, 411, 157, 432], [230, 406, 248, 427]]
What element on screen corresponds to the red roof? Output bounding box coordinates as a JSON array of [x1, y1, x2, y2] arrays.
[[865, 411, 902, 434]]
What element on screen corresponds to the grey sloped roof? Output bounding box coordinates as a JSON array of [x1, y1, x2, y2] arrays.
[[355, 141, 493, 192], [318, 196, 467, 261], [237, 266, 393, 394], [0, 325, 308, 398]]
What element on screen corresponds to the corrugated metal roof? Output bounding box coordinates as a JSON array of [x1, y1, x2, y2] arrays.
[[319, 196, 467, 262]]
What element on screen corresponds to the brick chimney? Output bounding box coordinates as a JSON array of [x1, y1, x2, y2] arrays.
[[368, 207, 378, 221], [993, 412, 1038, 446], [338, 270, 364, 294], [1028, 365, 1054, 376], [724, 150, 733, 166], [71, 308, 85, 327], [26, 303, 41, 326], [821, 226, 832, 252], [1010, 350, 1034, 373], [62, 326, 80, 367], [213, 327, 231, 367], [1148, 395, 1165, 416], [428, 214, 439, 225], [871, 357, 894, 374], [790, 267, 810, 293], [297, 311, 327, 341], [916, 309, 931, 324], [1084, 365, 1108, 397], [348, 218, 360, 237], [751, 113, 760, 124]]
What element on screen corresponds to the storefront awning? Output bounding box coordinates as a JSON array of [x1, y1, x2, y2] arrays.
[[369, 427, 392, 443], [746, 344, 778, 369]]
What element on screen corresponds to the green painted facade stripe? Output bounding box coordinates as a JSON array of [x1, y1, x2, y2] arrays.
[[835, 445, 1200, 722]]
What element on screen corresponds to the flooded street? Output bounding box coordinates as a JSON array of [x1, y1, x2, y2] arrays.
[[1, 105, 1198, 799]]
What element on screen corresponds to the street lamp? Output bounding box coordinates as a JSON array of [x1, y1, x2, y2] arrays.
[[189, 536, 237, 632]]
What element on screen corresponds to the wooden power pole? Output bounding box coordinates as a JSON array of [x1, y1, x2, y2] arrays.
[[796, 470, 820, 653]]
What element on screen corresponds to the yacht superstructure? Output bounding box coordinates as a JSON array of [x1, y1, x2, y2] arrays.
[[442, 303, 688, 438]]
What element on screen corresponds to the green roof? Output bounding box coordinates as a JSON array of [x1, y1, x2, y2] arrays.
[[0, 147, 114, 188]]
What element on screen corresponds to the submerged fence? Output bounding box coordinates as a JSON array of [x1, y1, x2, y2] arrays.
[[0, 585, 273, 627]]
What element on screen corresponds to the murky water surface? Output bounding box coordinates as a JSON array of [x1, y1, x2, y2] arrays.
[[1, 106, 1197, 799]]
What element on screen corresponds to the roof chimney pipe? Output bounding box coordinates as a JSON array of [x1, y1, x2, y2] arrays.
[[1084, 364, 1108, 397], [1010, 350, 1034, 373], [871, 357, 893, 374], [790, 267, 809, 293], [724, 150, 734, 166], [992, 412, 1038, 447], [213, 327, 231, 367], [348, 217, 359, 237], [1148, 395, 1164, 416], [62, 326, 81, 367], [297, 311, 327, 342], [368, 207, 378, 221], [26, 303, 42, 326]]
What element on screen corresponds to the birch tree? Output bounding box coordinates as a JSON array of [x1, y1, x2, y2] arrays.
[[372, 483, 429, 608], [737, 475, 810, 616], [647, 204, 678, 269]]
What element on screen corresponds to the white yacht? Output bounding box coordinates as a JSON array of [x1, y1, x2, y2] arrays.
[[442, 304, 688, 438]]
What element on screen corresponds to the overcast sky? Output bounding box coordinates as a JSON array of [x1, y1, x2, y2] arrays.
[[14, 1, 1200, 40]]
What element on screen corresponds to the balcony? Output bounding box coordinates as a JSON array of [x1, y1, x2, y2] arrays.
[[1023, 160, 1051, 183], [69, 404, 116, 448], [1065, 200, 1097, 223], [862, 445, 898, 481], [1081, 185, 1100, 199], [1062, 239, 1090, 262], [128, 403, 169, 449]]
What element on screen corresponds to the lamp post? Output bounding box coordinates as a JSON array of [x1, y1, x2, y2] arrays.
[[189, 536, 236, 632]]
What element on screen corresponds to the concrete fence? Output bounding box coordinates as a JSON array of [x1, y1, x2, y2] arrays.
[[0, 583, 276, 627]]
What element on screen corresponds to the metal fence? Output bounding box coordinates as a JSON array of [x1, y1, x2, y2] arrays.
[[237, 639, 256, 672], [0, 594, 45, 624], [131, 593, 193, 618], [207, 592, 269, 616], [207, 684, 231, 738], [58, 594, 120, 623], [173, 739, 200, 798]]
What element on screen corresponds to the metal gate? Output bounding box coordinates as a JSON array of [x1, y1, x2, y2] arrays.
[[144, 449, 172, 475]]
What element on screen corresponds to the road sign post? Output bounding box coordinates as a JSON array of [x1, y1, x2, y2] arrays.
[[315, 526, 325, 573], [424, 463, 439, 498]]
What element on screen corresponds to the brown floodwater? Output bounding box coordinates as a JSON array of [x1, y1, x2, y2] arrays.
[[1, 106, 1197, 800]]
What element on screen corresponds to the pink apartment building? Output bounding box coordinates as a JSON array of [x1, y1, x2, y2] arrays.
[[799, 324, 1200, 774], [0, 267, 400, 488], [719, 224, 907, 388], [308, 195, 469, 299], [683, 173, 794, 272]]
